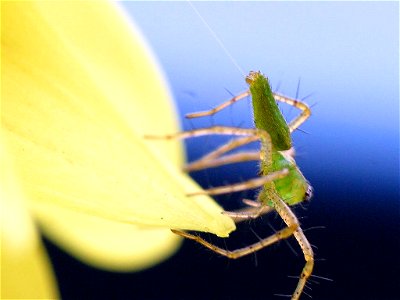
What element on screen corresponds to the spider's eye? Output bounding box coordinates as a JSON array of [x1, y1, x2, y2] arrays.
[[304, 185, 313, 201]]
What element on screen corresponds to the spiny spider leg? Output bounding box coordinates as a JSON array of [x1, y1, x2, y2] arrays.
[[185, 151, 260, 172], [146, 125, 274, 175], [223, 203, 274, 223], [171, 195, 298, 260], [185, 91, 250, 119], [184, 87, 311, 133], [187, 169, 288, 196], [185, 135, 259, 172], [273, 92, 311, 132]]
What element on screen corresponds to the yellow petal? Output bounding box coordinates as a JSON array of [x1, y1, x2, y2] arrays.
[[1, 136, 59, 299], [1, 1, 235, 271]]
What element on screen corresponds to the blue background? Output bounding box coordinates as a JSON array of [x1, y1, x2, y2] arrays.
[[46, 2, 399, 300]]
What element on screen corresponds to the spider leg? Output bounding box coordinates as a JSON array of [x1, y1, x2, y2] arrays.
[[223, 202, 274, 224], [185, 90, 250, 119], [270, 194, 314, 300], [273, 92, 311, 132], [171, 220, 297, 259], [187, 169, 288, 196]]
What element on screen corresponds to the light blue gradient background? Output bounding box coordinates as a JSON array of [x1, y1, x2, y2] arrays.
[[123, 1, 398, 194]]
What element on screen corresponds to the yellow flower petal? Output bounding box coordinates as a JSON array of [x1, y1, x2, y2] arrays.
[[1, 136, 59, 299], [1, 1, 235, 271]]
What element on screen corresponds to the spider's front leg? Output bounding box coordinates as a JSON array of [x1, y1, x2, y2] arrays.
[[273, 92, 312, 132], [146, 126, 269, 175], [185, 90, 250, 119]]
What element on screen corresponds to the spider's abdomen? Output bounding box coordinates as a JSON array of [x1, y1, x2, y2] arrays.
[[260, 151, 311, 206]]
